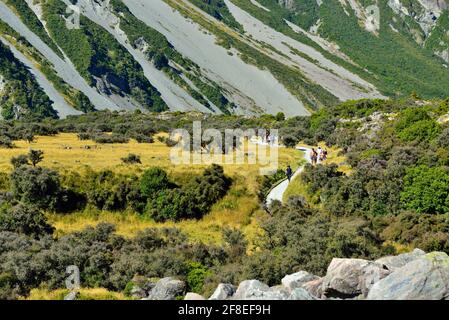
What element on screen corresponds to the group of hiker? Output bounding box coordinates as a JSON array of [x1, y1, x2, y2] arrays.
[[311, 146, 328, 165], [285, 147, 328, 182]]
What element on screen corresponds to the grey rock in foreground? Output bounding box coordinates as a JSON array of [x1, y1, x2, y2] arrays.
[[375, 248, 426, 271], [184, 293, 206, 300], [144, 277, 185, 300], [233, 280, 290, 300], [301, 278, 323, 298], [367, 252, 449, 300], [209, 284, 236, 300], [322, 258, 390, 298], [281, 271, 320, 291], [288, 288, 317, 300]]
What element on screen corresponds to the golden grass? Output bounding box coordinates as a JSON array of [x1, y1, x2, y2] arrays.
[[24, 288, 130, 300], [0, 133, 303, 244]]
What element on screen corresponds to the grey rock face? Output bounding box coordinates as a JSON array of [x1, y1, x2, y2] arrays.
[[144, 277, 185, 300], [375, 248, 426, 271], [288, 288, 318, 300], [184, 292, 206, 300], [367, 252, 449, 300], [322, 258, 390, 298], [281, 271, 320, 291], [301, 278, 324, 298], [233, 280, 290, 300], [209, 283, 236, 300]]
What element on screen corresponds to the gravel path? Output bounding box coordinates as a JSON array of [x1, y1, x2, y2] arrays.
[[266, 147, 313, 206]]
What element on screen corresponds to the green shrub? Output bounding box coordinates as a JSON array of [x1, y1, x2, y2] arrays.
[[10, 166, 61, 210], [186, 262, 211, 294], [401, 165, 449, 214], [140, 168, 170, 198], [0, 203, 54, 238]]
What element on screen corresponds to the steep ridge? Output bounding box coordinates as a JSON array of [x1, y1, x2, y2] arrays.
[[0, 39, 58, 119], [0, 0, 448, 119], [0, 0, 121, 113], [123, 0, 311, 116], [228, 0, 449, 98], [64, 0, 213, 113], [224, 0, 384, 101], [0, 37, 81, 118]]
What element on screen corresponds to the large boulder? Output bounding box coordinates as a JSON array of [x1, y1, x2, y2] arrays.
[[367, 252, 449, 300], [322, 258, 390, 298], [301, 278, 323, 298], [209, 283, 236, 300], [281, 271, 320, 291], [288, 288, 318, 300], [233, 280, 289, 300], [184, 293, 206, 300], [375, 248, 426, 271], [144, 277, 185, 300]]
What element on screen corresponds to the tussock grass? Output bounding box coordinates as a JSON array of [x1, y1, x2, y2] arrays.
[[0, 133, 303, 244], [24, 288, 130, 300]]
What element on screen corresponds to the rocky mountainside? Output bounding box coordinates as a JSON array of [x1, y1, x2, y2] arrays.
[[122, 249, 449, 300], [0, 0, 448, 119]]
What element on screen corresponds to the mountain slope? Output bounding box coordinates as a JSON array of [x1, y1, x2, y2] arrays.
[[0, 0, 448, 119]]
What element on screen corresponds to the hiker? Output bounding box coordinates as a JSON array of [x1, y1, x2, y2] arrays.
[[317, 147, 323, 162], [311, 148, 318, 165], [286, 165, 293, 182], [323, 149, 328, 161]]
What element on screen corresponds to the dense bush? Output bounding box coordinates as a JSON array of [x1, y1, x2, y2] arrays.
[[10, 166, 61, 210], [140, 168, 171, 198], [146, 164, 231, 221], [0, 204, 54, 238], [401, 166, 449, 214], [121, 154, 141, 165]]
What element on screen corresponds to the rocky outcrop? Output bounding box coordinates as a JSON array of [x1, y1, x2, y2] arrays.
[[184, 293, 206, 300], [281, 271, 320, 290], [375, 248, 426, 271], [135, 250, 449, 300], [368, 252, 449, 300], [233, 280, 290, 300], [209, 284, 236, 300], [142, 277, 185, 300], [322, 258, 391, 298], [203, 249, 449, 300]]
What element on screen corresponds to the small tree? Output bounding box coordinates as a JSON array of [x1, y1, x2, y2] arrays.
[[10, 166, 61, 210], [10, 154, 29, 168], [0, 204, 54, 238], [28, 149, 44, 167], [140, 168, 170, 198], [282, 135, 298, 148], [275, 112, 286, 121], [121, 153, 141, 164]]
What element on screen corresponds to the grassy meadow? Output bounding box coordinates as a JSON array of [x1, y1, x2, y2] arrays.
[[0, 133, 305, 245]]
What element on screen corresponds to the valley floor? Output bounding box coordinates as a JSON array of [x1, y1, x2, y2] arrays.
[[0, 132, 304, 244]]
